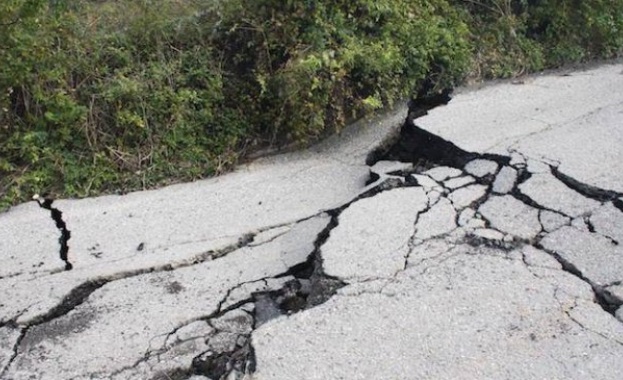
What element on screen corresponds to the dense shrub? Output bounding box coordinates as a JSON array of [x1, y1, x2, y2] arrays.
[[528, 0, 623, 65], [450, 0, 546, 77], [210, 0, 471, 143], [1, 0, 622, 209], [1, 0, 237, 206], [452, 0, 623, 77]]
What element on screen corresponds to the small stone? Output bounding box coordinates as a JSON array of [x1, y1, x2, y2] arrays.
[[444, 176, 475, 190], [519, 173, 600, 217], [509, 152, 526, 167], [370, 160, 413, 176], [464, 159, 498, 178], [448, 185, 487, 209], [415, 198, 457, 240], [571, 217, 590, 232], [479, 195, 541, 240], [411, 174, 442, 192], [424, 167, 463, 182], [492, 166, 517, 194], [458, 208, 476, 227], [466, 218, 486, 229], [526, 159, 551, 174], [539, 210, 569, 233], [472, 229, 505, 241], [254, 294, 282, 327]]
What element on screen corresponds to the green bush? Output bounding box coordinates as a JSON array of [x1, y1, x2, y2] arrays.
[[1, 0, 623, 210], [450, 0, 545, 77], [452, 0, 623, 77], [211, 0, 471, 143], [528, 0, 623, 65], [1, 0, 238, 208]]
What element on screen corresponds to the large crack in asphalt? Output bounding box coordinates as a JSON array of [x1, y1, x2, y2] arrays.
[[551, 166, 623, 203], [3, 203, 372, 379], [107, 217, 342, 380], [5, 185, 398, 378], [33, 195, 73, 271], [0, 233, 266, 378], [366, 96, 623, 320], [181, 177, 417, 380], [121, 173, 420, 380], [535, 243, 621, 315], [5, 88, 623, 379]]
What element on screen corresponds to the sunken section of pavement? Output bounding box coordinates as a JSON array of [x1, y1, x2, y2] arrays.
[[1, 63, 623, 379]]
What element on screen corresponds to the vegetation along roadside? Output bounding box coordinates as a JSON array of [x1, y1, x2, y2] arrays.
[[1, 0, 622, 210]]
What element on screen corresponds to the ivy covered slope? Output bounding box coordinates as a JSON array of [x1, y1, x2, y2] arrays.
[[1, 0, 623, 209]]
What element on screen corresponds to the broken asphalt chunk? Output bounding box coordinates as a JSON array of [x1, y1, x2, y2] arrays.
[[447, 184, 487, 209], [479, 195, 541, 240], [424, 166, 462, 182], [519, 173, 601, 217], [322, 187, 428, 281], [464, 159, 499, 178], [540, 227, 623, 288], [414, 198, 457, 240], [492, 166, 517, 194]]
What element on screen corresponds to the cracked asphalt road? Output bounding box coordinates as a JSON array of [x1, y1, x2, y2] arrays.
[[1, 63, 623, 379]]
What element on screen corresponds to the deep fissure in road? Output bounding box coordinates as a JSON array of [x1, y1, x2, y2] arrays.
[[6, 87, 623, 379], [367, 93, 623, 320], [192, 178, 417, 380], [33, 195, 73, 271], [204, 88, 623, 379]]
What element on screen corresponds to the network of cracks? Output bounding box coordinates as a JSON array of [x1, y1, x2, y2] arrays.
[[1, 96, 623, 380]]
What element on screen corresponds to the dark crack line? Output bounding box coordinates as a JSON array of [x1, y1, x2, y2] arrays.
[[535, 243, 621, 315], [511, 187, 573, 219], [0, 326, 27, 378], [367, 87, 475, 168], [0, 304, 37, 329], [551, 166, 623, 203], [402, 210, 429, 271], [553, 293, 623, 347], [11, 88, 623, 379], [249, 178, 412, 313], [536, 208, 570, 234], [564, 308, 623, 347], [33, 195, 72, 271], [121, 214, 345, 380], [10, 211, 339, 326], [7, 204, 340, 378], [10, 234, 258, 341], [364, 93, 622, 324], [112, 292, 257, 379]]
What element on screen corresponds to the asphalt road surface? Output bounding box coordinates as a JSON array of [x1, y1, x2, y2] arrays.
[[1, 63, 622, 380]]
